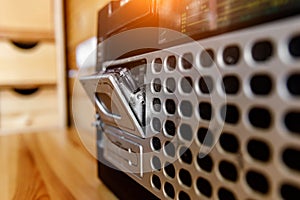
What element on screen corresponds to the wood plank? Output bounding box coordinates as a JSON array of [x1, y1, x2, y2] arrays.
[[54, 0, 67, 128], [65, 0, 110, 69], [66, 0, 109, 48], [11, 137, 49, 200], [0, 129, 117, 200], [0, 83, 56, 90], [54, 0, 67, 129], [0, 29, 55, 42], [0, 134, 19, 200], [0, 0, 54, 33]]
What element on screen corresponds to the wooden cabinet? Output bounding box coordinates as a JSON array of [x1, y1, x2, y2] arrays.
[[0, 0, 66, 134]]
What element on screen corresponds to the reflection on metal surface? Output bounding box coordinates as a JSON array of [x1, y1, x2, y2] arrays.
[[80, 66, 146, 138]]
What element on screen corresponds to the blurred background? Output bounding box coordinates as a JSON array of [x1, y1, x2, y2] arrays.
[[0, 1, 118, 199], [0, 0, 110, 134]]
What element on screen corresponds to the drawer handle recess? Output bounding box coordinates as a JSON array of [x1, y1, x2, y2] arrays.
[[11, 41, 39, 50], [13, 87, 40, 96]]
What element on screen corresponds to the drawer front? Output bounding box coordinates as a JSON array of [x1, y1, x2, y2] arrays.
[[0, 0, 53, 32], [0, 87, 59, 132], [0, 40, 57, 85]]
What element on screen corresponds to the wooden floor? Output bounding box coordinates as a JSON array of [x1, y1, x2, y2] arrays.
[[0, 128, 117, 200]]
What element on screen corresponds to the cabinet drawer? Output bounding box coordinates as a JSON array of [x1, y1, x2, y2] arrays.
[[0, 87, 59, 132], [0, 40, 57, 85], [0, 0, 53, 32]]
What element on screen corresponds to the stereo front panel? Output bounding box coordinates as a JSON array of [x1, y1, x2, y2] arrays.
[[98, 16, 300, 200]]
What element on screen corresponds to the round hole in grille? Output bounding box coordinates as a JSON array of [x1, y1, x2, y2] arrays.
[[178, 191, 191, 200], [289, 35, 300, 57], [151, 156, 161, 171], [166, 77, 176, 93], [165, 99, 176, 115], [152, 78, 162, 92], [222, 75, 240, 94], [196, 177, 212, 197], [280, 183, 300, 200], [199, 76, 213, 94], [180, 77, 193, 93], [284, 111, 300, 135], [247, 139, 271, 162], [152, 117, 161, 132], [199, 102, 212, 120], [220, 104, 240, 124], [251, 40, 273, 62], [164, 120, 176, 137], [164, 182, 175, 199], [180, 101, 193, 117], [179, 123, 193, 141], [152, 98, 161, 112], [181, 53, 193, 69], [250, 74, 273, 95], [218, 160, 238, 182], [164, 162, 176, 178], [246, 170, 270, 194], [218, 187, 236, 200], [164, 141, 176, 157], [248, 107, 272, 129], [166, 55, 177, 71], [151, 174, 161, 190], [179, 169, 192, 187], [282, 147, 300, 173], [197, 127, 214, 147], [287, 73, 300, 96], [197, 153, 213, 172], [200, 49, 214, 67], [153, 58, 163, 73], [151, 137, 161, 151], [219, 132, 239, 154], [223, 45, 240, 65], [179, 146, 193, 164]]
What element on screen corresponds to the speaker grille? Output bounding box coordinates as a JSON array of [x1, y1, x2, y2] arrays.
[[103, 16, 300, 200]]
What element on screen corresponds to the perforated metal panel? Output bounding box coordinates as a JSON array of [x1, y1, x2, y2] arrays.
[[101, 16, 300, 200]]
